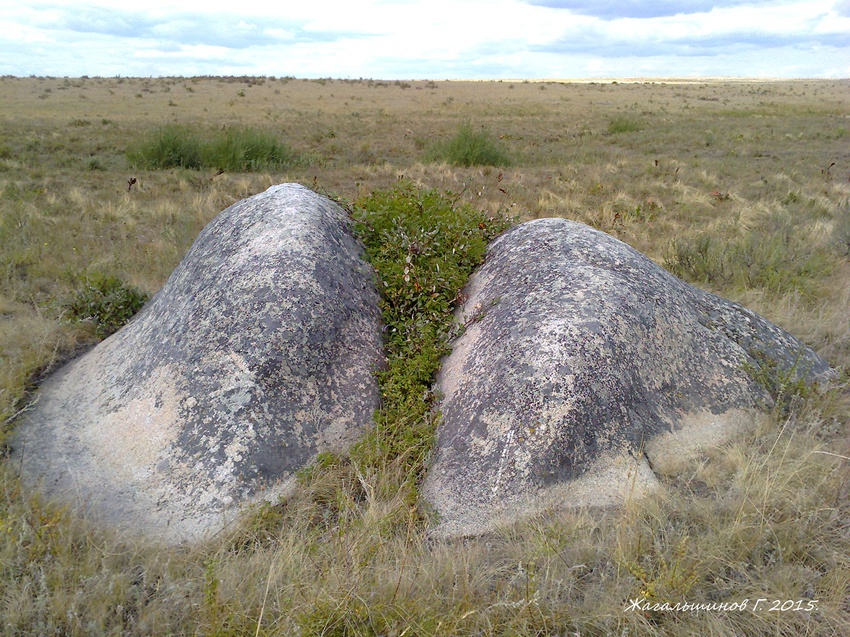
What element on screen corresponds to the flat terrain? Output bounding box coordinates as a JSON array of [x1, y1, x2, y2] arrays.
[[0, 76, 848, 636]]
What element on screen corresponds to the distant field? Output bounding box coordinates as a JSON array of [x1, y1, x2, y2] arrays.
[[0, 76, 848, 636]]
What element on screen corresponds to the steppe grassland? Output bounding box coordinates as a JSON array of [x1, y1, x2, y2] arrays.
[[0, 76, 848, 636]]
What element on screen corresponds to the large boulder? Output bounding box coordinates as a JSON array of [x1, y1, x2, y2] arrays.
[[423, 218, 830, 538], [14, 184, 384, 544]]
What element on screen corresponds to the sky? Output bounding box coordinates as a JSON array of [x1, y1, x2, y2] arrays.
[[1, 0, 848, 79]]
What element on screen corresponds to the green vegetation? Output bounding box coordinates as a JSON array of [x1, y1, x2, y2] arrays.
[[742, 346, 822, 417], [0, 76, 848, 636], [127, 124, 296, 172], [427, 121, 512, 167], [347, 182, 510, 502], [65, 273, 149, 338], [127, 124, 202, 169], [204, 127, 295, 172], [664, 208, 835, 298], [833, 204, 850, 257], [607, 116, 643, 134]]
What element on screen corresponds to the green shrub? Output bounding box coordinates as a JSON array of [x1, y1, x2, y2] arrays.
[[279, 183, 511, 539], [203, 127, 293, 172], [832, 205, 850, 257], [345, 182, 511, 501], [65, 274, 149, 338], [742, 347, 819, 417], [127, 126, 295, 172], [427, 121, 511, 167], [608, 116, 643, 134], [127, 124, 202, 169], [665, 234, 721, 284], [664, 211, 834, 296]]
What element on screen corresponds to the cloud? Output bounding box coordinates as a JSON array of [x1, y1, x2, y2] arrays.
[[528, 0, 849, 60], [834, 0, 850, 16], [23, 3, 363, 50], [0, 3, 322, 76], [0, 0, 847, 78], [533, 30, 849, 59], [524, 0, 775, 19]]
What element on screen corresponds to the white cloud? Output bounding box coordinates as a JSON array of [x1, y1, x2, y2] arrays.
[[0, 19, 54, 43], [133, 44, 232, 60], [262, 28, 297, 41], [0, 0, 847, 78]]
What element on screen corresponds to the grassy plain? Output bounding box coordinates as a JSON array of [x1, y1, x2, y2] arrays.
[[0, 75, 849, 635]]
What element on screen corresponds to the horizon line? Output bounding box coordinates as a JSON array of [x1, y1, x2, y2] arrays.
[[3, 74, 847, 83]]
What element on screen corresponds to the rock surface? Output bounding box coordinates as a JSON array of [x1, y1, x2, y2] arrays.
[[423, 218, 830, 538], [15, 184, 384, 544]]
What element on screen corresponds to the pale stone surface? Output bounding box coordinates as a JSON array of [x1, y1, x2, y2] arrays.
[[14, 184, 384, 544], [423, 218, 829, 538]]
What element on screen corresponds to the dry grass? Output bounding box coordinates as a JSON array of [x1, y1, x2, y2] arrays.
[[1, 75, 848, 635]]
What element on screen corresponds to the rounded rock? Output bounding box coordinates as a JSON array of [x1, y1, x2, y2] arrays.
[[14, 184, 384, 544], [423, 218, 829, 538]]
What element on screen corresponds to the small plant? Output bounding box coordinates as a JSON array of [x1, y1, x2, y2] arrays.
[[127, 125, 296, 172], [65, 274, 149, 338], [204, 127, 293, 172], [664, 210, 835, 297], [742, 347, 818, 416], [127, 124, 202, 169], [832, 205, 850, 257], [664, 234, 722, 284], [608, 116, 643, 134], [427, 121, 512, 167], [620, 535, 699, 605]]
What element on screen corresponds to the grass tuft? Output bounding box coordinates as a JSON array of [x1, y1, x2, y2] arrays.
[[203, 127, 295, 172], [126, 124, 202, 169], [832, 204, 850, 257], [127, 125, 296, 172], [427, 121, 512, 167], [608, 116, 643, 134], [664, 209, 835, 298]]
